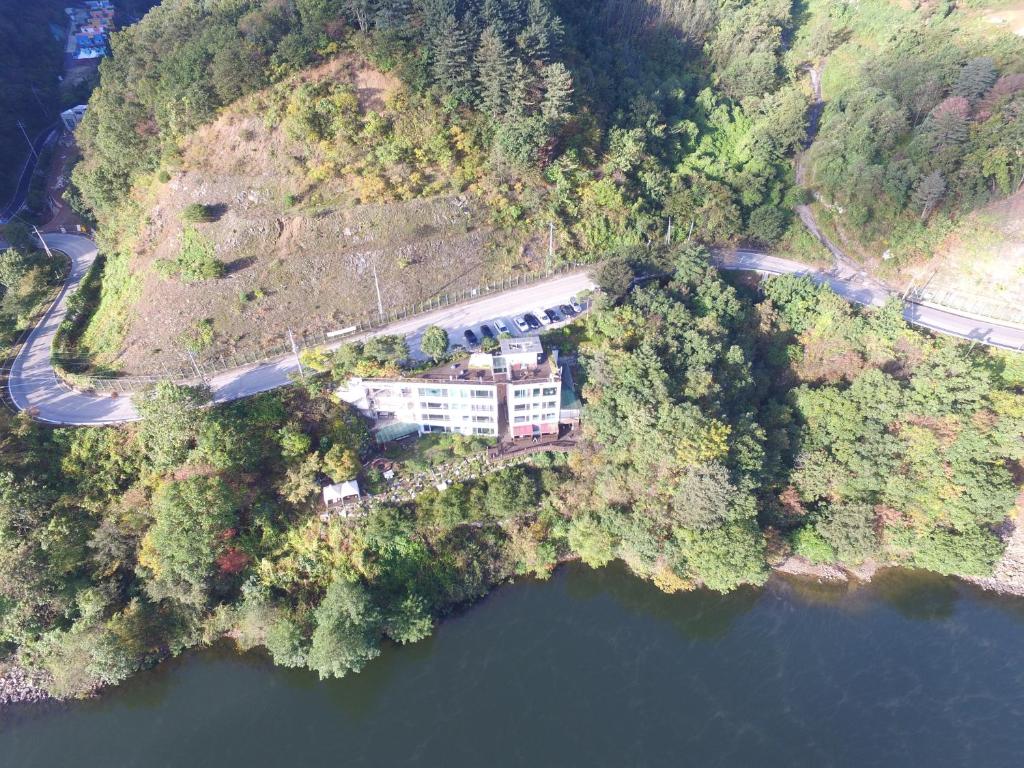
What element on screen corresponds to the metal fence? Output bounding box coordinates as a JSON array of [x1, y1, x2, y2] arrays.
[[905, 283, 1024, 330], [57, 261, 587, 394]]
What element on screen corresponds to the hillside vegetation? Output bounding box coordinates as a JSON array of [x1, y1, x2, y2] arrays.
[[70, 0, 827, 370], [3, 245, 1022, 699], [795, 0, 1024, 266]]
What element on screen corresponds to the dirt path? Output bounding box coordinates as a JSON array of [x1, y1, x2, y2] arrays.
[[794, 62, 868, 278]]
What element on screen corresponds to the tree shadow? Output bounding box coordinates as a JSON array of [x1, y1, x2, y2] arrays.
[[225, 255, 257, 275], [205, 202, 228, 222]]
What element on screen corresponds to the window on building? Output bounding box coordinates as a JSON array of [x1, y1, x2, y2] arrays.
[[420, 402, 447, 410], [471, 404, 494, 412], [471, 389, 492, 398], [543, 400, 557, 409], [473, 427, 494, 436], [514, 416, 529, 424], [418, 387, 447, 397], [513, 388, 527, 398], [472, 415, 493, 423], [542, 387, 557, 396], [424, 414, 449, 422], [514, 404, 529, 412], [542, 413, 557, 421]]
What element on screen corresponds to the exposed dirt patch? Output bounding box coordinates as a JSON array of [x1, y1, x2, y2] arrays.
[[101, 56, 531, 375], [982, 6, 1024, 36], [893, 187, 1024, 319]]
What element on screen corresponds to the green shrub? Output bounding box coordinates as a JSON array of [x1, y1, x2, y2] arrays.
[[792, 527, 837, 564], [156, 226, 224, 282], [179, 318, 215, 352], [181, 203, 212, 223]]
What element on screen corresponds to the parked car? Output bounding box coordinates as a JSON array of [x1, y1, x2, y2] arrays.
[[543, 308, 560, 324], [494, 318, 511, 335], [514, 316, 531, 333], [463, 329, 479, 346], [533, 309, 552, 326], [523, 313, 542, 329], [480, 323, 495, 339], [559, 303, 576, 317], [570, 296, 583, 313]]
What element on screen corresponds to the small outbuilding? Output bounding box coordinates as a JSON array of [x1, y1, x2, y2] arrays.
[[323, 479, 361, 508]]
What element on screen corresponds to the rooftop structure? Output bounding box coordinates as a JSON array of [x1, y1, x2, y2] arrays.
[[60, 105, 88, 132], [323, 480, 360, 507], [66, 2, 115, 61], [337, 336, 564, 442]]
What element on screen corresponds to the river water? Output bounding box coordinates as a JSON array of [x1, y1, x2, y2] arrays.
[[2, 564, 1024, 767]]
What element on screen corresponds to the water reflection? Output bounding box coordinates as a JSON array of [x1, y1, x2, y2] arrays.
[[869, 569, 961, 622], [564, 561, 763, 640]]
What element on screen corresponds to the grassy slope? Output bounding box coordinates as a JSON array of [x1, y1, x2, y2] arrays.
[[82, 57, 545, 374]]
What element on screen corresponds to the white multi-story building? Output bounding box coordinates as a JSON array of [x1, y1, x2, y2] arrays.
[[337, 336, 562, 442]]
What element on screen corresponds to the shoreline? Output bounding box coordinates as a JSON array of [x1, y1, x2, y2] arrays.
[[6, 529, 1024, 711]]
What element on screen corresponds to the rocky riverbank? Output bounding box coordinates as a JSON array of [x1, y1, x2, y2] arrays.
[[0, 664, 51, 707], [963, 516, 1024, 597]]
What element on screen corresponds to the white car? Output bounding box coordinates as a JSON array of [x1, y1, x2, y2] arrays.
[[513, 316, 530, 333], [570, 296, 583, 313], [534, 309, 552, 325], [494, 318, 511, 335]]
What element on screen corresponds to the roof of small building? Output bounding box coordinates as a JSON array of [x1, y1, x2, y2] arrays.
[[500, 336, 543, 356], [323, 479, 360, 504]]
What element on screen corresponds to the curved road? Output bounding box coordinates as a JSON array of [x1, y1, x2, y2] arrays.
[[6, 236, 1024, 426]]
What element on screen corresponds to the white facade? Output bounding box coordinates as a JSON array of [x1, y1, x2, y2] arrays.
[[339, 378, 499, 437], [508, 380, 561, 438], [336, 336, 561, 441]]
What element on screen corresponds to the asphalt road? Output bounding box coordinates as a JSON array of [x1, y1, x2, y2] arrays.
[[7, 236, 1024, 426]]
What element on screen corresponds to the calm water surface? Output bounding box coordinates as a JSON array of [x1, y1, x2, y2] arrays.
[[3, 564, 1024, 767]]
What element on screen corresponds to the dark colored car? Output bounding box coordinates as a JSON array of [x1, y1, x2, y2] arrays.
[[523, 313, 542, 329], [544, 308, 560, 323], [559, 303, 576, 317], [480, 323, 495, 339], [463, 329, 479, 346]]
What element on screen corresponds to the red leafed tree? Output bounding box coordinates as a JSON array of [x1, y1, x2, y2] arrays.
[[216, 548, 250, 575]]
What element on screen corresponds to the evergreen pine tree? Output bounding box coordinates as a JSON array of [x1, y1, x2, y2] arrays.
[[475, 25, 513, 117], [518, 0, 562, 61], [482, 0, 511, 39], [431, 14, 474, 105], [540, 61, 573, 123], [912, 170, 946, 221], [953, 57, 998, 103]]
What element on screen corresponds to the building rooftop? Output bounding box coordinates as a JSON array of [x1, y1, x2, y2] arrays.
[[499, 336, 543, 356]]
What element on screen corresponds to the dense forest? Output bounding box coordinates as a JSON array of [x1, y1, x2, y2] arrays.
[[0, 0, 66, 203], [2, 0, 1023, 701], [2, 243, 1022, 698], [797, 0, 1024, 260]]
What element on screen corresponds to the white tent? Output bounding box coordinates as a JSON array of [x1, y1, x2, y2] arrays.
[[323, 479, 360, 507]]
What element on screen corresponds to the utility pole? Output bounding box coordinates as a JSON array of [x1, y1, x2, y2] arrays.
[[288, 328, 305, 382], [547, 222, 554, 274], [665, 217, 672, 246], [16, 120, 39, 162], [32, 226, 55, 261], [371, 260, 384, 322], [686, 218, 695, 242]]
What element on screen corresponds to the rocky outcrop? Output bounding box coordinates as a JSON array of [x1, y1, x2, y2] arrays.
[[964, 516, 1024, 597], [0, 664, 50, 707]]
